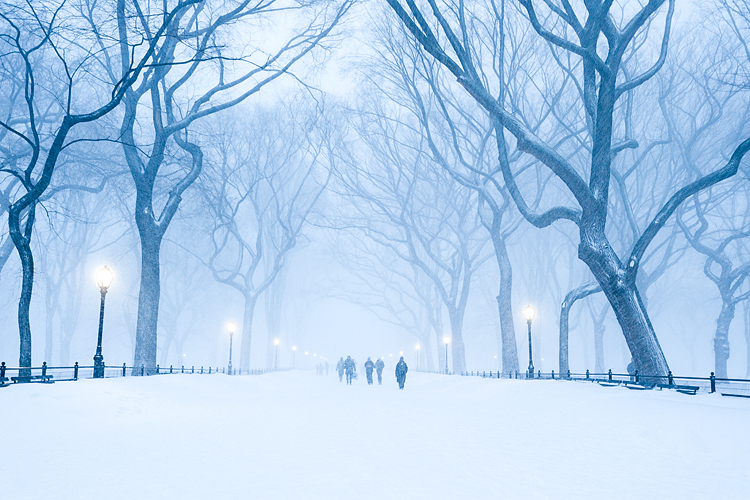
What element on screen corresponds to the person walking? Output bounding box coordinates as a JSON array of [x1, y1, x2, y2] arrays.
[[375, 358, 385, 385], [395, 356, 408, 390], [364, 357, 375, 385], [337, 357, 345, 382], [325, 361, 329, 376], [344, 356, 355, 385]]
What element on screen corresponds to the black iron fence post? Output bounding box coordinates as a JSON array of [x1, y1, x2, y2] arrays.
[[586, 369, 589, 380], [1, 361, 5, 380], [182, 365, 184, 374], [710, 372, 716, 393], [191, 366, 194, 374], [170, 365, 173, 374], [668, 370, 673, 386], [608, 369, 612, 382], [156, 365, 160, 374], [74, 362, 79, 381], [567, 369, 571, 379], [122, 363, 126, 377], [42, 362, 47, 378], [635, 370, 639, 383], [141, 364, 145, 376], [201, 366, 204, 374], [552, 370, 555, 379]]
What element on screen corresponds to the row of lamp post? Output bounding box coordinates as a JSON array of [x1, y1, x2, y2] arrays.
[[402, 305, 535, 377], [91, 264, 539, 380]]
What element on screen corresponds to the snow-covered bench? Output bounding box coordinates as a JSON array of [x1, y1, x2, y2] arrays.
[[11, 374, 54, 384]]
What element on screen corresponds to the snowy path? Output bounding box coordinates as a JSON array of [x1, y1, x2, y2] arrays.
[[1, 371, 748, 499]]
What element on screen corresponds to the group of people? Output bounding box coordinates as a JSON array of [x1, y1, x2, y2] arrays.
[[335, 355, 409, 389], [315, 362, 329, 376]]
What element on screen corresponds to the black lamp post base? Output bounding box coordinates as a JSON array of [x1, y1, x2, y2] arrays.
[[94, 355, 105, 379]]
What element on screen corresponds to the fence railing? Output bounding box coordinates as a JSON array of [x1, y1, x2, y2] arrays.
[[457, 368, 750, 397], [0, 361, 266, 387]]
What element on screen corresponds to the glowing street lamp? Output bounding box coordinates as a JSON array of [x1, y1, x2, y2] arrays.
[[523, 305, 535, 378], [292, 346, 297, 369], [415, 344, 420, 371], [274, 338, 280, 370], [93, 266, 114, 378], [443, 336, 450, 374], [227, 322, 236, 375]]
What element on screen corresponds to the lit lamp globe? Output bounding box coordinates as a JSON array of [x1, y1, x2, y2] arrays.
[[292, 346, 297, 351], [227, 322, 237, 335], [415, 344, 420, 350], [522, 305, 535, 323], [274, 338, 280, 346], [96, 266, 114, 292], [443, 336, 450, 345]]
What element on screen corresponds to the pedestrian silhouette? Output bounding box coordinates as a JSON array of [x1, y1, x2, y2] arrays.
[[364, 357, 375, 385], [375, 358, 385, 385], [395, 356, 408, 389], [344, 356, 355, 385], [336, 357, 344, 382]]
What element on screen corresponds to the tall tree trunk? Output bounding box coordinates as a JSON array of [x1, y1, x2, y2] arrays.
[[559, 282, 600, 375], [578, 233, 670, 377], [133, 228, 162, 373], [714, 298, 735, 378], [9, 204, 35, 376], [491, 225, 519, 374], [240, 293, 258, 372], [743, 301, 750, 379], [447, 307, 466, 373], [592, 304, 608, 373]]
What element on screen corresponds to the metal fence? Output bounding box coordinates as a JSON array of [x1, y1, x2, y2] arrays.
[[458, 368, 750, 397], [0, 361, 266, 387]]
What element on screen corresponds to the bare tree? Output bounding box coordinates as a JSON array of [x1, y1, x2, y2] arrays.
[[196, 103, 330, 372], [0, 0, 198, 373], [104, 0, 352, 372], [384, 0, 750, 377]]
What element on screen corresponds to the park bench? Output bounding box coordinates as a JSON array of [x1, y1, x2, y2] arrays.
[[597, 381, 620, 387], [623, 381, 653, 390], [11, 375, 54, 384], [0, 376, 9, 387], [655, 383, 698, 395], [721, 392, 750, 398]]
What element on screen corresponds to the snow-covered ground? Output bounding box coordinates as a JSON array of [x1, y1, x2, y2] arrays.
[[1, 371, 748, 499]]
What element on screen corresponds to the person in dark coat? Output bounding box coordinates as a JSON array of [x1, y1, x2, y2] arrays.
[[375, 358, 385, 385], [364, 357, 375, 385], [395, 356, 408, 389], [343, 356, 355, 385], [336, 357, 345, 382]]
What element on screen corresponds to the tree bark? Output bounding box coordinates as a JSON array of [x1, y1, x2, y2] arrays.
[[492, 230, 518, 373], [132, 226, 162, 373], [559, 282, 600, 375], [714, 299, 734, 378], [578, 232, 669, 377], [447, 306, 466, 373], [240, 293, 258, 373]]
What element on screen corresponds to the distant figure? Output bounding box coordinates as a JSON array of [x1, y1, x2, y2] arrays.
[[325, 361, 329, 376], [395, 356, 408, 390], [344, 356, 355, 385], [337, 357, 345, 382], [364, 357, 375, 385], [627, 359, 636, 382], [375, 358, 385, 385]]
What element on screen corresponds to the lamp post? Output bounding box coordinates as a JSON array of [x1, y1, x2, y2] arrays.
[[443, 336, 450, 374], [227, 322, 236, 375], [274, 338, 280, 370], [292, 346, 297, 369], [523, 305, 535, 378], [93, 266, 114, 378], [415, 344, 420, 372]]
